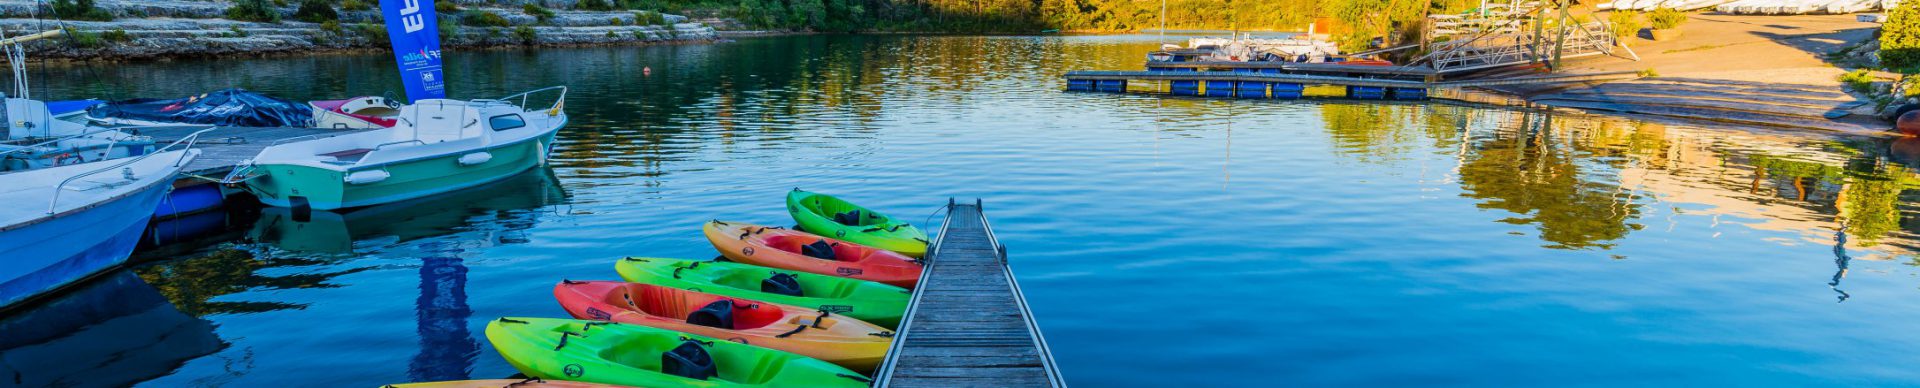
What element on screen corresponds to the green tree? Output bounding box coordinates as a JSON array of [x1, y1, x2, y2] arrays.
[[1887, 0, 1920, 72]]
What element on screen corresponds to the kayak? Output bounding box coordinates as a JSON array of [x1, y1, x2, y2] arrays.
[[381, 378, 625, 388], [786, 189, 928, 257], [554, 280, 894, 371], [486, 317, 871, 388], [614, 257, 910, 328], [704, 220, 923, 289]]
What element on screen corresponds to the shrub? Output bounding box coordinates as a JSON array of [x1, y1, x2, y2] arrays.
[[463, 11, 511, 27], [513, 25, 537, 42], [435, 0, 459, 13], [1607, 11, 1639, 39], [340, 0, 371, 11], [320, 20, 342, 33], [102, 28, 131, 42], [605, 30, 618, 38], [636, 11, 666, 26], [68, 30, 101, 48], [578, 0, 618, 11], [1648, 8, 1686, 30], [226, 0, 280, 23], [610, 17, 627, 26], [293, 0, 338, 23], [1840, 69, 1877, 93], [354, 22, 387, 40], [230, 26, 249, 37], [51, 0, 113, 21], [523, 4, 554, 23], [1885, 0, 1920, 72]]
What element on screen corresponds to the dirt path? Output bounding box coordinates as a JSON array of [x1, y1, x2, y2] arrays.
[[1508, 14, 1889, 135]]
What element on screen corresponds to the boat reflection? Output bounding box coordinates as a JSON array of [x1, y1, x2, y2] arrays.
[[247, 168, 567, 254], [0, 271, 224, 387]]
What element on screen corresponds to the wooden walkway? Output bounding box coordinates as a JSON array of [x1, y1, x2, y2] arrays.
[[875, 200, 1064, 387]]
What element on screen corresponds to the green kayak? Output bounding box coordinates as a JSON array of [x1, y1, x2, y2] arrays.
[[615, 257, 910, 328], [786, 189, 930, 257], [486, 317, 871, 388]]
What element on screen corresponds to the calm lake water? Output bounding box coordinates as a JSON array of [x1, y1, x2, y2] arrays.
[[7, 34, 1920, 386]]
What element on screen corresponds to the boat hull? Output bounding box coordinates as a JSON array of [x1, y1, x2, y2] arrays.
[[0, 175, 172, 309], [246, 132, 557, 211]]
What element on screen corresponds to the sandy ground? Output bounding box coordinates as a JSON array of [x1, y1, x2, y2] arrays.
[[1517, 13, 1888, 134], [1570, 14, 1874, 83]]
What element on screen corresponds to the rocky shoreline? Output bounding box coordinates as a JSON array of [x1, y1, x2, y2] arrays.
[[0, 0, 723, 60]]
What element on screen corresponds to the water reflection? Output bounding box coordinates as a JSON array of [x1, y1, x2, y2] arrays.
[[248, 169, 566, 254], [0, 271, 224, 387]]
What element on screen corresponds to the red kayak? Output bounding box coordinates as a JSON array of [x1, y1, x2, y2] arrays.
[[704, 220, 923, 288]]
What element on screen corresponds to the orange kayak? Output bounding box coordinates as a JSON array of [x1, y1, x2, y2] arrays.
[[554, 280, 895, 372], [704, 220, 924, 289], [381, 378, 625, 388]]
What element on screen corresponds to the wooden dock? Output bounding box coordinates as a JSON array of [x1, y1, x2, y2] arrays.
[[874, 199, 1064, 387]]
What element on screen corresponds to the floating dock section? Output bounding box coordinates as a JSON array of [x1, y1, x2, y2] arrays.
[[874, 199, 1064, 387], [1064, 67, 1641, 102]]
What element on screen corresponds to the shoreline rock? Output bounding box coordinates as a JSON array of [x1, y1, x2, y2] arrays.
[[0, 1, 719, 61]]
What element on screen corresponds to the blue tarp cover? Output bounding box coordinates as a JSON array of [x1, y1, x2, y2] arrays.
[[87, 89, 312, 127]]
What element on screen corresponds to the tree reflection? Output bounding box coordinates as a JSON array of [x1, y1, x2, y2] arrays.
[[1455, 112, 1643, 249], [133, 249, 367, 316]]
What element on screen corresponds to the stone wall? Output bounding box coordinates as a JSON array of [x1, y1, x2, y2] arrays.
[[0, 0, 718, 60]]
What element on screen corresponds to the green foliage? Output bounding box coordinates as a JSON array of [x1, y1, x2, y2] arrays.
[[293, 0, 338, 23], [102, 28, 131, 42], [67, 30, 102, 48], [51, 0, 113, 21], [1840, 69, 1877, 93], [578, 0, 620, 11], [230, 26, 250, 37], [226, 0, 281, 23], [320, 20, 343, 34], [464, 11, 512, 27], [440, 17, 460, 37], [435, 0, 460, 13], [353, 22, 387, 40], [1885, 0, 1920, 72], [611, 17, 628, 26], [513, 25, 538, 42], [1607, 11, 1639, 39], [1648, 7, 1686, 30], [636, 11, 666, 26], [523, 4, 555, 23], [341, 0, 372, 11]]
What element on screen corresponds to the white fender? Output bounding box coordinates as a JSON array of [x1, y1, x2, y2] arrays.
[[344, 170, 390, 185], [458, 152, 493, 166]]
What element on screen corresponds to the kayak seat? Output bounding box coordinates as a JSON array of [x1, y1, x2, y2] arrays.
[[800, 240, 837, 261], [762, 273, 804, 297], [833, 210, 862, 226], [661, 341, 718, 381], [686, 300, 735, 330]]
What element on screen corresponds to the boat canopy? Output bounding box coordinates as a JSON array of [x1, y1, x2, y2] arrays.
[[87, 88, 312, 128]]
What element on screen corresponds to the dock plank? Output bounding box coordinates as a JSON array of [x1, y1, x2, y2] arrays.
[[877, 202, 1063, 387]]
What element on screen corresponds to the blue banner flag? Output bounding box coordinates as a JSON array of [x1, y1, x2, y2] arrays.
[[380, 0, 447, 102]]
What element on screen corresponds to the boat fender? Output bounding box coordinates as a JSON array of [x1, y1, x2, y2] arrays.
[[458, 152, 492, 166], [344, 170, 390, 185]]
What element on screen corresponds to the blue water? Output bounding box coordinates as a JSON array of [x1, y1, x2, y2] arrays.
[[6, 35, 1920, 386]]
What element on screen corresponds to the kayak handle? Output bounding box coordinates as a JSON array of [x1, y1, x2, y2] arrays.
[[811, 310, 831, 328], [775, 324, 808, 338], [679, 336, 715, 346], [868, 331, 895, 338], [554, 331, 582, 350], [497, 318, 529, 324]]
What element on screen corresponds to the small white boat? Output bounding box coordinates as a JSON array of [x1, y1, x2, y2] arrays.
[[232, 87, 568, 211], [311, 95, 403, 129]]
